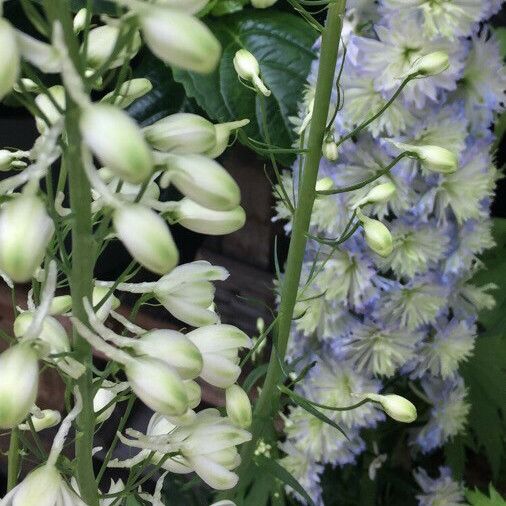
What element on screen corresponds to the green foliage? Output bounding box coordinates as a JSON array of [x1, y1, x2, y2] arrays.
[[466, 484, 506, 505], [172, 10, 317, 165], [459, 219, 506, 477]]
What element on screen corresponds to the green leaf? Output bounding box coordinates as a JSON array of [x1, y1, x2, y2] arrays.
[[256, 455, 316, 506], [212, 0, 249, 16], [493, 27, 506, 60], [32, 0, 117, 14], [466, 484, 506, 506], [173, 10, 317, 166], [127, 50, 187, 127]]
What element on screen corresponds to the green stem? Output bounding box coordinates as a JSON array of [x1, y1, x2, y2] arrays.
[[7, 428, 20, 491], [233, 2, 347, 501]]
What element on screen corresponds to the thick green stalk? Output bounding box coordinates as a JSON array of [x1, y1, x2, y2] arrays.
[[7, 429, 20, 491], [233, 1, 347, 501]]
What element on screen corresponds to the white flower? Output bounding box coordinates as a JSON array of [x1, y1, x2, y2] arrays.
[[0, 19, 20, 101], [138, 7, 221, 73], [187, 324, 252, 388], [113, 203, 179, 275], [80, 104, 153, 184], [174, 198, 246, 236], [86, 25, 141, 70], [0, 195, 54, 283], [414, 467, 466, 506]]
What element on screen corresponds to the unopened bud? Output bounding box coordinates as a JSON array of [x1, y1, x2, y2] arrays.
[[322, 140, 338, 161], [139, 7, 221, 74], [354, 182, 396, 208], [125, 357, 188, 416], [94, 387, 117, 424], [226, 385, 252, 429], [410, 51, 449, 77], [203, 119, 250, 159], [315, 176, 334, 194], [0, 19, 20, 101], [251, 0, 279, 8], [80, 104, 153, 184], [92, 286, 121, 322], [162, 154, 240, 211], [102, 78, 152, 108], [184, 380, 202, 409], [357, 210, 393, 257], [233, 49, 271, 97], [175, 198, 246, 236], [366, 393, 417, 423], [34, 85, 66, 133], [0, 344, 39, 429], [0, 195, 54, 283], [113, 204, 179, 274], [14, 312, 70, 355], [49, 295, 72, 315], [0, 150, 28, 171], [145, 113, 216, 154], [19, 409, 61, 432], [86, 25, 141, 70], [389, 140, 458, 174], [135, 330, 203, 380], [73, 8, 88, 34]]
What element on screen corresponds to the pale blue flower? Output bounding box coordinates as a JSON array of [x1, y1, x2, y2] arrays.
[[414, 467, 466, 506]]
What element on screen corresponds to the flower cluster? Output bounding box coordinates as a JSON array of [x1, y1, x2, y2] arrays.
[[276, 0, 505, 502], [0, 1, 253, 503]]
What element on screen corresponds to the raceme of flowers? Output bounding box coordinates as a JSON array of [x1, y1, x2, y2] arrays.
[[0, 1, 256, 504], [275, 0, 505, 503]]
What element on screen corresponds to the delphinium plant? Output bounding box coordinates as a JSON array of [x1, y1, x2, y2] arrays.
[[273, 0, 506, 504]]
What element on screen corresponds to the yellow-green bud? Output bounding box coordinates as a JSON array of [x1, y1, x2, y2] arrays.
[[73, 8, 88, 34], [322, 140, 338, 161], [94, 387, 117, 424], [139, 7, 221, 74], [354, 182, 396, 208], [411, 145, 458, 173], [113, 204, 179, 274], [102, 78, 152, 108], [0, 195, 54, 283], [315, 176, 334, 194], [203, 119, 250, 159], [226, 385, 252, 429], [0, 19, 20, 101], [0, 344, 39, 429], [357, 211, 393, 257], [49, 295, 73, 315], [410, 51, 450, 77], [19, 409, 61, 432], [34, 85, 66, 133], [366, 393, 417, 423], [80, 104, 153, 184], [233, 49, 271, 97], [175, 198, 246, 236]]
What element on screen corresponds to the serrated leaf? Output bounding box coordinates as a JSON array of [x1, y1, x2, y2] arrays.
[[256, 455, 316, 506], [466, 484, 506, 506], [173, 10, 317, 166]]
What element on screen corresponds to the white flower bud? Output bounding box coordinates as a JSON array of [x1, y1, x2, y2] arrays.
[[0, 149, 27, 171], [7, 465, 62, 504], [125, 356, 189, 416], [92, 285, 121, 322], [357, 211, 393, 257], [203, 119, 250, 159], [0, 344, 39, 429], [19, 409, 61, 432], [94, 387, 117, 424], [322, 139, 338, 161], [34, 85, 66, 133], [80, 104, 153, 184], [233, 49, 271, 97], [184, 380, 202, 409], [0, 19, 20, 101], [366, 393, 417, 423], [315, 176, 334, 194], [410, 51, 450, 77], [251, 0, 279, 7], [187, 324, 252, 388], [73, 8, 88, 34], [354, 182, 396, 208], [113, 204, 179, 274], [175, 198, 246, 236], [86, 25, 141, 70], [410, 145, 458, 174], [0, 195, 54, 283], [134, 330, 203, 380], [14, 78, 39, 93], [14, 312, 70, 355], [145, 113, 216, 154], [102, 78, 152, 108], [162, 154, 240, 211], [226, 385, 252, 429], [139, 7, 221, 74], [49, 295, 72, 315]]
